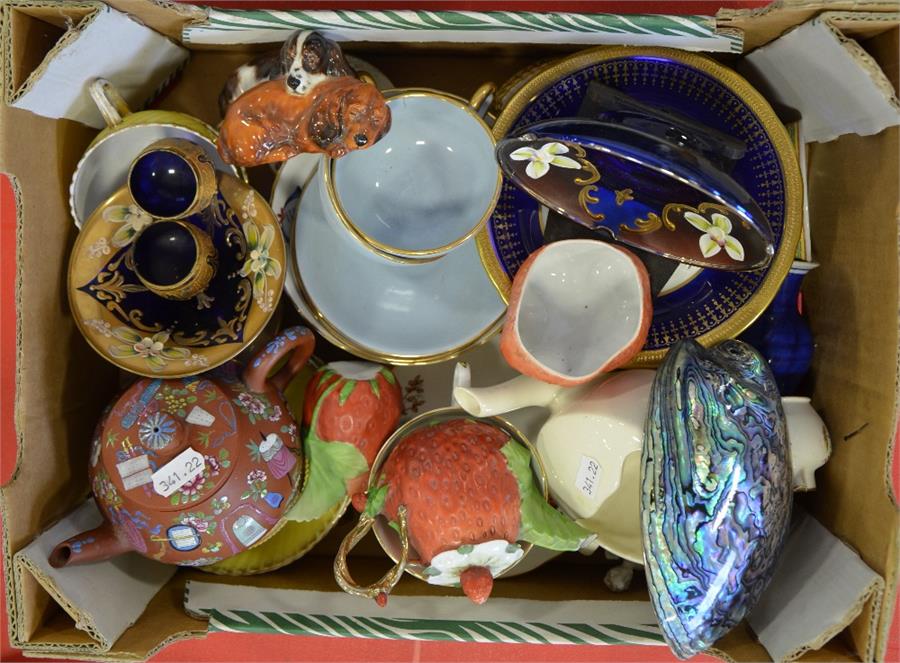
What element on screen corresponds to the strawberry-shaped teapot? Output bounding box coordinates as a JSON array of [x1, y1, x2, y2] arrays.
[[334, 408, 595, 605], [49, 326, 314, 568], [284, 362, 402, 523]]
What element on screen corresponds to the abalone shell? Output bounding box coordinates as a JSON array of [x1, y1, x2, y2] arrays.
[[642, 339, 791, 659]]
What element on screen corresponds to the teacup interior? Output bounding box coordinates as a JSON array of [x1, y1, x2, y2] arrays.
[[333, 94, 498, 254], [515, 241, 646, 380]]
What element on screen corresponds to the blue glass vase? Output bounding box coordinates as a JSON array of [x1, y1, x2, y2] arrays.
[[741, 260, 818, 395]]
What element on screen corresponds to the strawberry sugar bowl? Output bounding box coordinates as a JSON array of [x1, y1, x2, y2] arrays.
[[334, 407, 596, 605]]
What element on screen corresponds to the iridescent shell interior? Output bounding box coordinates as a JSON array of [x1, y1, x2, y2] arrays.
[[641, 339, 792, 659]]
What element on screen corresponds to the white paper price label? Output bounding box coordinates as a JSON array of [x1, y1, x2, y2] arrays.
[[575, 455, 601, 501], [186, 406, 215, 427], [152, 448, 205, 498]]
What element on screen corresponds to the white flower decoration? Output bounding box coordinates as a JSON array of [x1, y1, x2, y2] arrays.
[[87, 237, 111, 259], [82, 319, 112, 338], [108, 328, 189, 371], [241, 191, 258, 220], [685, 211, 745, 262], [421, 540, 523, 587], [239, 221, 281, 313], [184, 353, 210, 368], [102, 204, 154, 248], [510, 142, 580, 180]]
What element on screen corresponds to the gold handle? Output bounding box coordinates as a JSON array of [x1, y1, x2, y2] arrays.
[[334, 506, 409, 605], [89, 78, 132, 128], [468, 82, 496, 117]]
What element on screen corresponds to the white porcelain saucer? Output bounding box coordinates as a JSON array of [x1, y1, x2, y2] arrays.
[[292, 171, 505, 364]]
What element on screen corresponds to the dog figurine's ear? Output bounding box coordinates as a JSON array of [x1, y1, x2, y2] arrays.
[[280, 30, 302, 72], [309, 92, 346, 157]]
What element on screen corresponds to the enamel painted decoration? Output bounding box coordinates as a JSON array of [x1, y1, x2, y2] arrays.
[[642, 339, 792, 658], [217, 31, 391, 167], [283, 361, 402, 522], [69, 143, 286, 378], [335, 410, 594, 606], [496, 119, 776, 271], [49, 327, 314, 568], [500, 240, 652, 386]]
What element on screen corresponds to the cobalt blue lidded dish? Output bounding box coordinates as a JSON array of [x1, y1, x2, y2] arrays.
[[496, 118, 776, 271], [479, 47, 802, 366]]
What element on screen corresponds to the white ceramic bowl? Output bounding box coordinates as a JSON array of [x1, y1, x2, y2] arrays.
[[322, 89, 501, 261], [501, 239, 652, 386], [293, 165, 506, 364]]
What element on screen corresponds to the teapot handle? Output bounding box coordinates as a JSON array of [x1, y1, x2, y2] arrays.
[[243, 326, 315, 394], [334, 506, 409, 606]]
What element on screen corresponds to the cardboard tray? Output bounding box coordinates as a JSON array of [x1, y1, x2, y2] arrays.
[[0, 0, 898, 660]]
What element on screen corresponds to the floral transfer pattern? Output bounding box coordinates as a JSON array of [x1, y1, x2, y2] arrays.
[[242, 469, 268, 501], [169, 448, 232, 506], [155, 383, 199, 418], [510, 142, 580, 179], [240, 220, 281, 313], [234, 391, 282, 425]]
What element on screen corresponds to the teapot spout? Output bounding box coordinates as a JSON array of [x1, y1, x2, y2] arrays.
[[452, 371, 564, 418], [48, 522, 131, 568]]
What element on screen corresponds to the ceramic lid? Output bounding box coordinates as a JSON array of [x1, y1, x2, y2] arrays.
[[495, 119, 775, 271], [641, 339, 791, 658], [99, 377, 239, 512]]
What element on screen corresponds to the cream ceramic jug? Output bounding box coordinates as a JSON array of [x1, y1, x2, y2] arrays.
[[453, 370, 832, 564]]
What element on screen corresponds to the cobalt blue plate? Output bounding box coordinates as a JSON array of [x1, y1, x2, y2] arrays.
[[478, 47, 801, 366]]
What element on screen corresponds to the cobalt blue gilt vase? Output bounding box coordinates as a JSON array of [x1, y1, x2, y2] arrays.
[[642, 338, 792, 659], [740, 260, 818, 395]]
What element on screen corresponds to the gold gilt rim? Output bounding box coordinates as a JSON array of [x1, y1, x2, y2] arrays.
[[323, 88, 502, 263], [289, 179, 505, 365], [476, 45, 802, 367], [202, 496, 350, 575], [131, 218, 215, 298], [367, 406, 548, 582], [69, 173, 285, 378], [126, 140, 217, 221]]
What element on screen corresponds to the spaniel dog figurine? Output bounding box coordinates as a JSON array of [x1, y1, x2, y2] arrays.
[[217, 30, 390, 167]]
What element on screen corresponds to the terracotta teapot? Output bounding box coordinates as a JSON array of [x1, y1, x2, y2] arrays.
[[49, 326, 315, 568]]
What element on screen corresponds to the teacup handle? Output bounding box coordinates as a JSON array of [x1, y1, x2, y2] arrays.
[[468, 82, 496, 118], [89, 78, 132, 128], [243, 326, 315, 394], [334, 506, 409, 605]]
